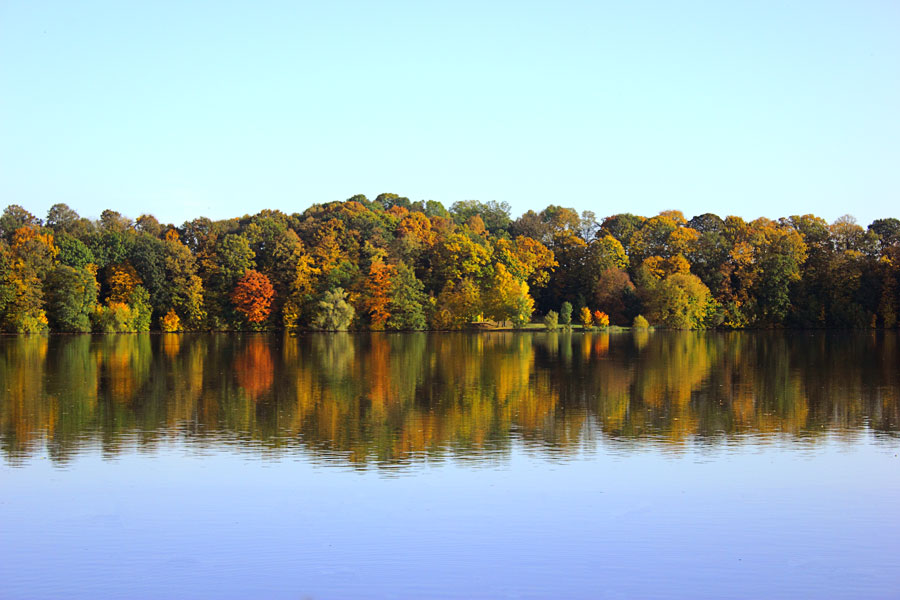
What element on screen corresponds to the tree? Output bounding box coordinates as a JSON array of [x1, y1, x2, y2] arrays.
[[99, 209, 132, 233], [231, 269, 275, 325], [44, 265, 98, 332], [163, 230, 205, 330], [0, 205, 41, 243], [560, 302, 573, 329], [593, 310, 610, 328], [134, 214, 164, 237], [579, 306, 593, 329], [434, 278, 482, 329], [430, 231, 492, 285], [0, 242, 12, 322], [749, 218, 807, 325], [1, 226, 58, 333], [360, 260, 395, 329], [56, 234, 96, 270], [600, 213, 645, 254], [46, 204, 82, 234], [106, 263, 143, 305], [449, 200, 512, 233], [386, 263, 427, 331], [595, 268, 638, 325], [283, 252, 320, 331], [482, 263, 534, 327], [91, 285, 151, 332], [646, 273, 712, 329], [313, 288, 356, 331]]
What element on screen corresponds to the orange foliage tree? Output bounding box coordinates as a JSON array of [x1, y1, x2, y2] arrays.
[[231, 269, 275, 323], [360, 260, 396, 330]]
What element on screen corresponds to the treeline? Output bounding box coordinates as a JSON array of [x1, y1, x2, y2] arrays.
[[0, 196, 898, 332]]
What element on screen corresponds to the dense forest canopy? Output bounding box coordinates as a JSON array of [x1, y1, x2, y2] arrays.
[[0, 196, 897, 332]]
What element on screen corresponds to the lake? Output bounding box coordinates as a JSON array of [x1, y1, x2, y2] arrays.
[[2, 331, 899, 599]]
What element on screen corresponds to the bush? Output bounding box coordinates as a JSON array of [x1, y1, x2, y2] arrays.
[[593, 310, 610, 328], [543, 310, 559, 331], [633, 314, 650, 329], [160, 308, 182, 332]]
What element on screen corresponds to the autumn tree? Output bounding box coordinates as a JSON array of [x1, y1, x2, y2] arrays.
[[482, 263, 535, 327], [434, 278, 481, 329], [595, 268, 638, 325], [359, 260, 396, 329], [283, 252, 320, 331], [593, 310, 610, 328], [579, 306, 593, 329], [1, 227, 58, 332], [231, 269, 275, 325], [646, 273, 712, 329]]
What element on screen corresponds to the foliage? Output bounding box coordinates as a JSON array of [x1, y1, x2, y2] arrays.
[[386, 263, 427, 330], [482, 263, 534, 327], [633, 315, 650, 329], [45, 265, 98, 332], [312, 288, 356, 331], [543, 310, 559, 331], [646, 273, 711, 329], [0, 199, 896, 332], [231, 269, 275, 325], [593, 310, 610, 328], [579, 306, 593, 329], [434, 278, 482, 330], [92, 286, 151, 332], [160, 308, 182, 332], [560, 302, 573, 329]]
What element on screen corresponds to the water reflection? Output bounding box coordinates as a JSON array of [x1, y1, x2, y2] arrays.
[[1, 331, 898, 466]]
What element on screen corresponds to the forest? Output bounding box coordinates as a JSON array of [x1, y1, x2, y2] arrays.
[[0, 195, 898, 332]]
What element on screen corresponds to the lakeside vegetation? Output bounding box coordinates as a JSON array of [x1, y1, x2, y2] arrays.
[[0, 196, 898, 332]]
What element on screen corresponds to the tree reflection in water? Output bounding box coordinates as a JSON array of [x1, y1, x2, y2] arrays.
[[1, 331, 898, 466]]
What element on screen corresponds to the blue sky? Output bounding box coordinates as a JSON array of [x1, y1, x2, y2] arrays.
[[1, 0, 898, 227]]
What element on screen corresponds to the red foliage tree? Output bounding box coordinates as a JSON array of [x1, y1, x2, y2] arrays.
[[231, 269, 275, 323]]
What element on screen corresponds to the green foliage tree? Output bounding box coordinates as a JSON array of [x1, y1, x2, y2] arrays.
[[44, 265, 98, 332], [313, 288, 356, 331], [560, 301, 573, 329], [386, 263, 427, 330]]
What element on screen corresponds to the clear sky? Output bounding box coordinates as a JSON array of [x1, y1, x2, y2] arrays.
[[1, 0, 898, 227]]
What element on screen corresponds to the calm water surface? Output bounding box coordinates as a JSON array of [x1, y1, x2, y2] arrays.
[[2, 331, 899, 599]]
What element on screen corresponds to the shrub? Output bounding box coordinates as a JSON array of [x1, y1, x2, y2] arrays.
[[633, 314, 650, 329], [160, 308, 182, 332], [593, 310, 610, 328], [543, 310, 559, 331]]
